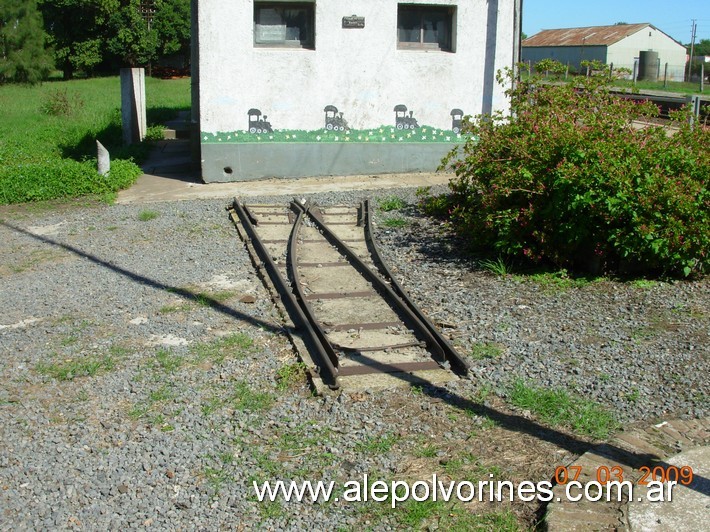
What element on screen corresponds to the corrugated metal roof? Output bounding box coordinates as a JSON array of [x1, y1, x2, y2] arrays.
[[523, 23, 652, 47]]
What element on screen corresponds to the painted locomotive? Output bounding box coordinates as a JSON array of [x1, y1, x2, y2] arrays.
[[450, 108, 464, 134], [247, 108, 273, 134], [324, 105, 349, 131], [394, 104, 419, 130]]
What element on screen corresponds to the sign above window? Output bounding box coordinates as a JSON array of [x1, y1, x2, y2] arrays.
[[342, 15, 365, 29]]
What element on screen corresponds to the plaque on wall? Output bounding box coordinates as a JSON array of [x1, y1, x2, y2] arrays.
[[342, 15, 365, 29]]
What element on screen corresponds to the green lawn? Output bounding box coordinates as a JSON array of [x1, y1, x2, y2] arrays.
[[0, 76, 191, 204]]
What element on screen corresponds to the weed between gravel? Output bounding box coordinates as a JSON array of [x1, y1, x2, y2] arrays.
[[36, 354, 116, 381], [355, 433, 400, 454], [381, 216, 409, 229], [377, 196, 407, 212], [191, 332, 254, 364], [159, 288, 238, 314], [275, 361, 308, 390], [231, 381, 274, 412], [469, 342, 504, 360], [138, 210, 160, 222]]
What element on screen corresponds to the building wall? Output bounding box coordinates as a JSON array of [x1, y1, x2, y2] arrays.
[[197, 0, 516, 182], [521, 45, 606, 72], [607, 28, 687, 81]]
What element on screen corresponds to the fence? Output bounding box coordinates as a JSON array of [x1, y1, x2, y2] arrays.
[[523, 60, 706, 93]]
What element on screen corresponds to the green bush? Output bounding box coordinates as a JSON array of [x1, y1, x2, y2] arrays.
[[0, 76, 190, 205], [437, 70, 709, 277], [0, 158, 141, 204]]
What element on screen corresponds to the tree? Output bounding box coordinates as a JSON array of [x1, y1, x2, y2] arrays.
[[153, 0, 190, 62], [38, 0, 118, 79], [40, 0, 188, 78], [691, 38, 710, 57], [0, 0, 53, 83]]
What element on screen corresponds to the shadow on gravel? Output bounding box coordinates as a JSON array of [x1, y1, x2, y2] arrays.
[[360, 353, 710, 498], [3, 221, 283, 334]]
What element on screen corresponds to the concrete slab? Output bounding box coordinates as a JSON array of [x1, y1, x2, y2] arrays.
[[117, 137, 454, 204], [117, 170, 453, 204], [628, 447, 710, 531]]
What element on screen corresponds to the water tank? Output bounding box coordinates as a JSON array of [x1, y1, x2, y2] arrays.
[[638, 50, 659, 81]]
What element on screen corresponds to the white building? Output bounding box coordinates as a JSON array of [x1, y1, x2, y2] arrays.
[[192, 0, 520, 182], [522, 23, 687, 81]]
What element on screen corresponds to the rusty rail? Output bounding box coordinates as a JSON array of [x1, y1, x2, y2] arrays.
[[231, 198, 339, 388]]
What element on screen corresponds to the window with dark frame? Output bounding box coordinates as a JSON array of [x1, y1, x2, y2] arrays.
[[254, 2, 315, 49], [397, 4, 454, 51]]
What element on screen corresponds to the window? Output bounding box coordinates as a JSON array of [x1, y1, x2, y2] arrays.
[[397, 4, 455, 51], [254, 2, 315, 49]]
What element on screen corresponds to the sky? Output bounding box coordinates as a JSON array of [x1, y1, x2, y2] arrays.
[[522, 0, 710, 45]]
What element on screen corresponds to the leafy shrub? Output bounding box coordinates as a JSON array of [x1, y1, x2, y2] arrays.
[[438, 69, 709, 277], [535, 58, 566, 77], [40, 89, 85, 116]]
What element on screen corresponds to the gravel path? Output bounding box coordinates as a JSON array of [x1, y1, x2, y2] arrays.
[[0, 188, 707, 530]]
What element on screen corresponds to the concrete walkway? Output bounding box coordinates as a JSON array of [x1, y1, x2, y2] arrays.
[[544, 419, 709, 530]]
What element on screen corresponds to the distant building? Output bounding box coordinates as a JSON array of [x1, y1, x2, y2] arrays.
[[522, 23, 687, 81], [191, 0, 521, 183]]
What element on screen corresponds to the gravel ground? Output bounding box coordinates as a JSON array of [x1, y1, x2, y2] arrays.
[[0, 188, 707, 530]]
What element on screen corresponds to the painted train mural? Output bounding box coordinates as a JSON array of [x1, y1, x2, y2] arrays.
[[202, 105, 467, 144], [324, 105, 350, 132]]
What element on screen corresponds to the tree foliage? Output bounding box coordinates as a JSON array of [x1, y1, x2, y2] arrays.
[[105, 0, 158, 68], [0, 0, 53, 83], [434, 70, 709, 277], [688, 38, 710, 57], [38, 0, 116, 79], [153, 0, 190, 59]]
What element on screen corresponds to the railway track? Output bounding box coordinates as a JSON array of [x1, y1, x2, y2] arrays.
[[228, 198, 469, 390], [609, 90, 709, 122]]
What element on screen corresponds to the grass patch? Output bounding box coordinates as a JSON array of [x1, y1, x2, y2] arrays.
[[191, 332, 254, 364], [363, 498, 523, 530], [36, 354, 115, 381], [415, 444, 439, 458], [230, 381, 274, 412], [381, 216, 408, 229], [508, 379, 619, 439], [154, 348, 184, 373], [479, 256, 513, 276], [138, 209, 159, 221], [194, 290, 236, 307], [0, 76, 190, 205], [355, 433, 400, 454], [377, 196, 407, 211], [631, 279, 658, 289], [513, 269, 599, 291], [128, 383, 177, 430], [158, 303, 192, 314]]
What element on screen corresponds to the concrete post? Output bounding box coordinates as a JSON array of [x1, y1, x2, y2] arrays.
[[664, 63, 668, 88], [96, 140, 110, 176], [120, 68, 147, 145]]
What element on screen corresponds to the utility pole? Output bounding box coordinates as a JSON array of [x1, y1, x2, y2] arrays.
[[139, 1, 156, 77], [687, 19, 697, 82]]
